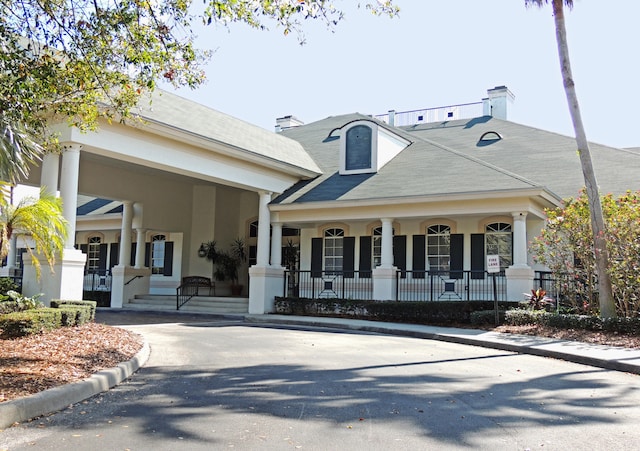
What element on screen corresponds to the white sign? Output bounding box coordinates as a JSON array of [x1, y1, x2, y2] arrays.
[[487, 255, 501, 273]]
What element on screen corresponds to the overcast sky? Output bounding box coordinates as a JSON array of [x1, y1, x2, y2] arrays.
[[168, 0, 639, 149]]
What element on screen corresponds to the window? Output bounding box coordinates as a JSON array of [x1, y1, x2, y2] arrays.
[[345, 125, 372, 170], [151, 234, 166, 275], [485, 222, 512, 270], [87, 236, 101, 272], [324, 228, 344, 273], [427, 225, 451, 272], [372, 226, 382, 268]]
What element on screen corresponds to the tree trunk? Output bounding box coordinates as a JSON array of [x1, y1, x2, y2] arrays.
[[551, 0, 616, 318]]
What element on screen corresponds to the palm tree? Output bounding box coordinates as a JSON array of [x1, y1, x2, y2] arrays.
[[0, 185, 67, 277], [526, 0, 616, 318], [0, 114, 44, 186]]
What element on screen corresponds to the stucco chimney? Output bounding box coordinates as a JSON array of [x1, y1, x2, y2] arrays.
[[482, 86, 515, 120], [275, 115, 304, 132]]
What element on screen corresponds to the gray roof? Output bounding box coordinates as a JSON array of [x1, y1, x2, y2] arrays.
[[407, 117, 640, 199], [274, 114, 549, 205], [274, 114, 639, 206], [132, 90, 321, 176]]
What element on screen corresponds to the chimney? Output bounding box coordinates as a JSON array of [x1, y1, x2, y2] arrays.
[[388, 110, 396, 126], [483, 85, 515, 120], [275, 115, 304, 132]]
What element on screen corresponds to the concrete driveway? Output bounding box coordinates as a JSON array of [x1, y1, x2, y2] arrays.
[[1, 312, 639, 450]]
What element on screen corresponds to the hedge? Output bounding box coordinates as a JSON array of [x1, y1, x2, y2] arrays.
[[50, 299, 97, 321], [504, 309, 640, 334], [274, 297, 521, 325], [0, 300, 98, 338], [0, 308, 63, 338]]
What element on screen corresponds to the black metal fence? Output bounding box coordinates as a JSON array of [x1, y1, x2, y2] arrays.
[[397, 270, 507, 301], [83, 270, 112, 307], [284, 269, 507, 302]]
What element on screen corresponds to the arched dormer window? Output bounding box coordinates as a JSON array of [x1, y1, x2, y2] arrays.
[[345, 125, 372, 171]]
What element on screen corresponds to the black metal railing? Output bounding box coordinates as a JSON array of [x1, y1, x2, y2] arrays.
[[284, 270, 374, 300], [397, 270, 507, 301], [534, 271, 598, 309], [283, 269, 507, 302], [83, 270, 112, 292]]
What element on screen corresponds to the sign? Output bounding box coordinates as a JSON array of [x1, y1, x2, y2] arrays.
[[487, 255, 501, 274]]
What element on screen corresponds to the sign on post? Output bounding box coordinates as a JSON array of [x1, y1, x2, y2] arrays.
[[487, 255, 500, 274], [486, 255, 500, 325]]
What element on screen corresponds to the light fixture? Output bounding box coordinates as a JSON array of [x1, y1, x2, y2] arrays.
[[198, 243, 207, 258]]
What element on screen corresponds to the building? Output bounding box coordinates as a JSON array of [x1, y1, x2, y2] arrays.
[[11, 86, 640, 313]]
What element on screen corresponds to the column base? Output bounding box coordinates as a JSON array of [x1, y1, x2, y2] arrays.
[[505, 265, 535, 302], [111, 266, 151, 308], [22, 249, 87, 305], [372, 266, 398, 301], [248, 265, 285, 314]]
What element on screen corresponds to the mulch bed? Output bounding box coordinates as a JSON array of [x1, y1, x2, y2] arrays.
[[0, 323, 143, 403]]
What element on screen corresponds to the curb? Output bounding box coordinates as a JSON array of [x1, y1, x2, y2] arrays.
[[0, 339, 150, 429], [245, 315, 640, 376]]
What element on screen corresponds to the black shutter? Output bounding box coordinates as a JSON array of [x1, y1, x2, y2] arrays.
[[109, 243, 119, 268], [80, 244, 88, 271], [412, 235, 426, 279], [98, 244, 108, 272], [163, 242, 174, 276], [311, 238, 322, 278], [359, 236, 372, 278], [343, 237, 355, 278], [145, 243, 151, 267], [450, 234, 464, 279], [393, 235, 407, 278], [471, 233, 485, 279], [130, 243, 136, 266]]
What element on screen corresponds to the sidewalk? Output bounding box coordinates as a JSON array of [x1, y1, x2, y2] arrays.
[[2, 310, 640, 430], [247, 314, 640, 375]]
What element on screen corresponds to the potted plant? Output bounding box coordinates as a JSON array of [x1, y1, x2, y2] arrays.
[[213, 238, 247, 296]]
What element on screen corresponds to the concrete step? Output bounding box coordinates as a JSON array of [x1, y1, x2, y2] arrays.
[[127, 294, 249, 314]]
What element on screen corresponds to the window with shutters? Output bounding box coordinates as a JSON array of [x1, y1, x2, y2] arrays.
[[485, 222, 512, 270], [427, 225, 451, 272], [324, 228, 344, 274], [151, 234, 166, 275]]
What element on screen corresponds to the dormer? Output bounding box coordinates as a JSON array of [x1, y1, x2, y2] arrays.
[[339, 120, 410, 175]]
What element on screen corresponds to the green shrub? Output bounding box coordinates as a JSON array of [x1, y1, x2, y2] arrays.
[[50, 299, 97, 321], [0, 278, 18, 297], [0, 308, 63, 338], [504, 309, 543, 326], [470, 310, 505, 326], [274, 297, 520, 325]]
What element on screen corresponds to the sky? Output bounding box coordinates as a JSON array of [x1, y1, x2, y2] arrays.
[[166, 0, 640, 150]]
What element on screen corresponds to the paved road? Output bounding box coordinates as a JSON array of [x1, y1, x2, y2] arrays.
[[2, 313, 640, 450]]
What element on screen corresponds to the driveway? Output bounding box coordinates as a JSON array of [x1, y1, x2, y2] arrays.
[[1, 312, 639, 450]]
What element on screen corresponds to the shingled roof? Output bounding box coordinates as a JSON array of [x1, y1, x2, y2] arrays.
[[274, 114, 555, 206]]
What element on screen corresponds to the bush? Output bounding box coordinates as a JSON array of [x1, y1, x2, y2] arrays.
[[274, 297, 520, 325], [470, 310, 506, 326], [0, 278, 19, 298], [0, 291, 44, 314], [0, 308, 63, 338], [50, 299, 97, 321], [56, 305, 92, 326]]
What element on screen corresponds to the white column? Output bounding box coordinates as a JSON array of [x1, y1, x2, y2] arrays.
[[134, 229, 147, 268], [512, 212, 529, 268], [5, 236, 17, 273], [59, 144, 81, 249], [270, 222, 283, 267], [118, 201, 133, 267], [380, 218, 394, 268], [256, 191, 272, 266], [40, 152, 60, 197]]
